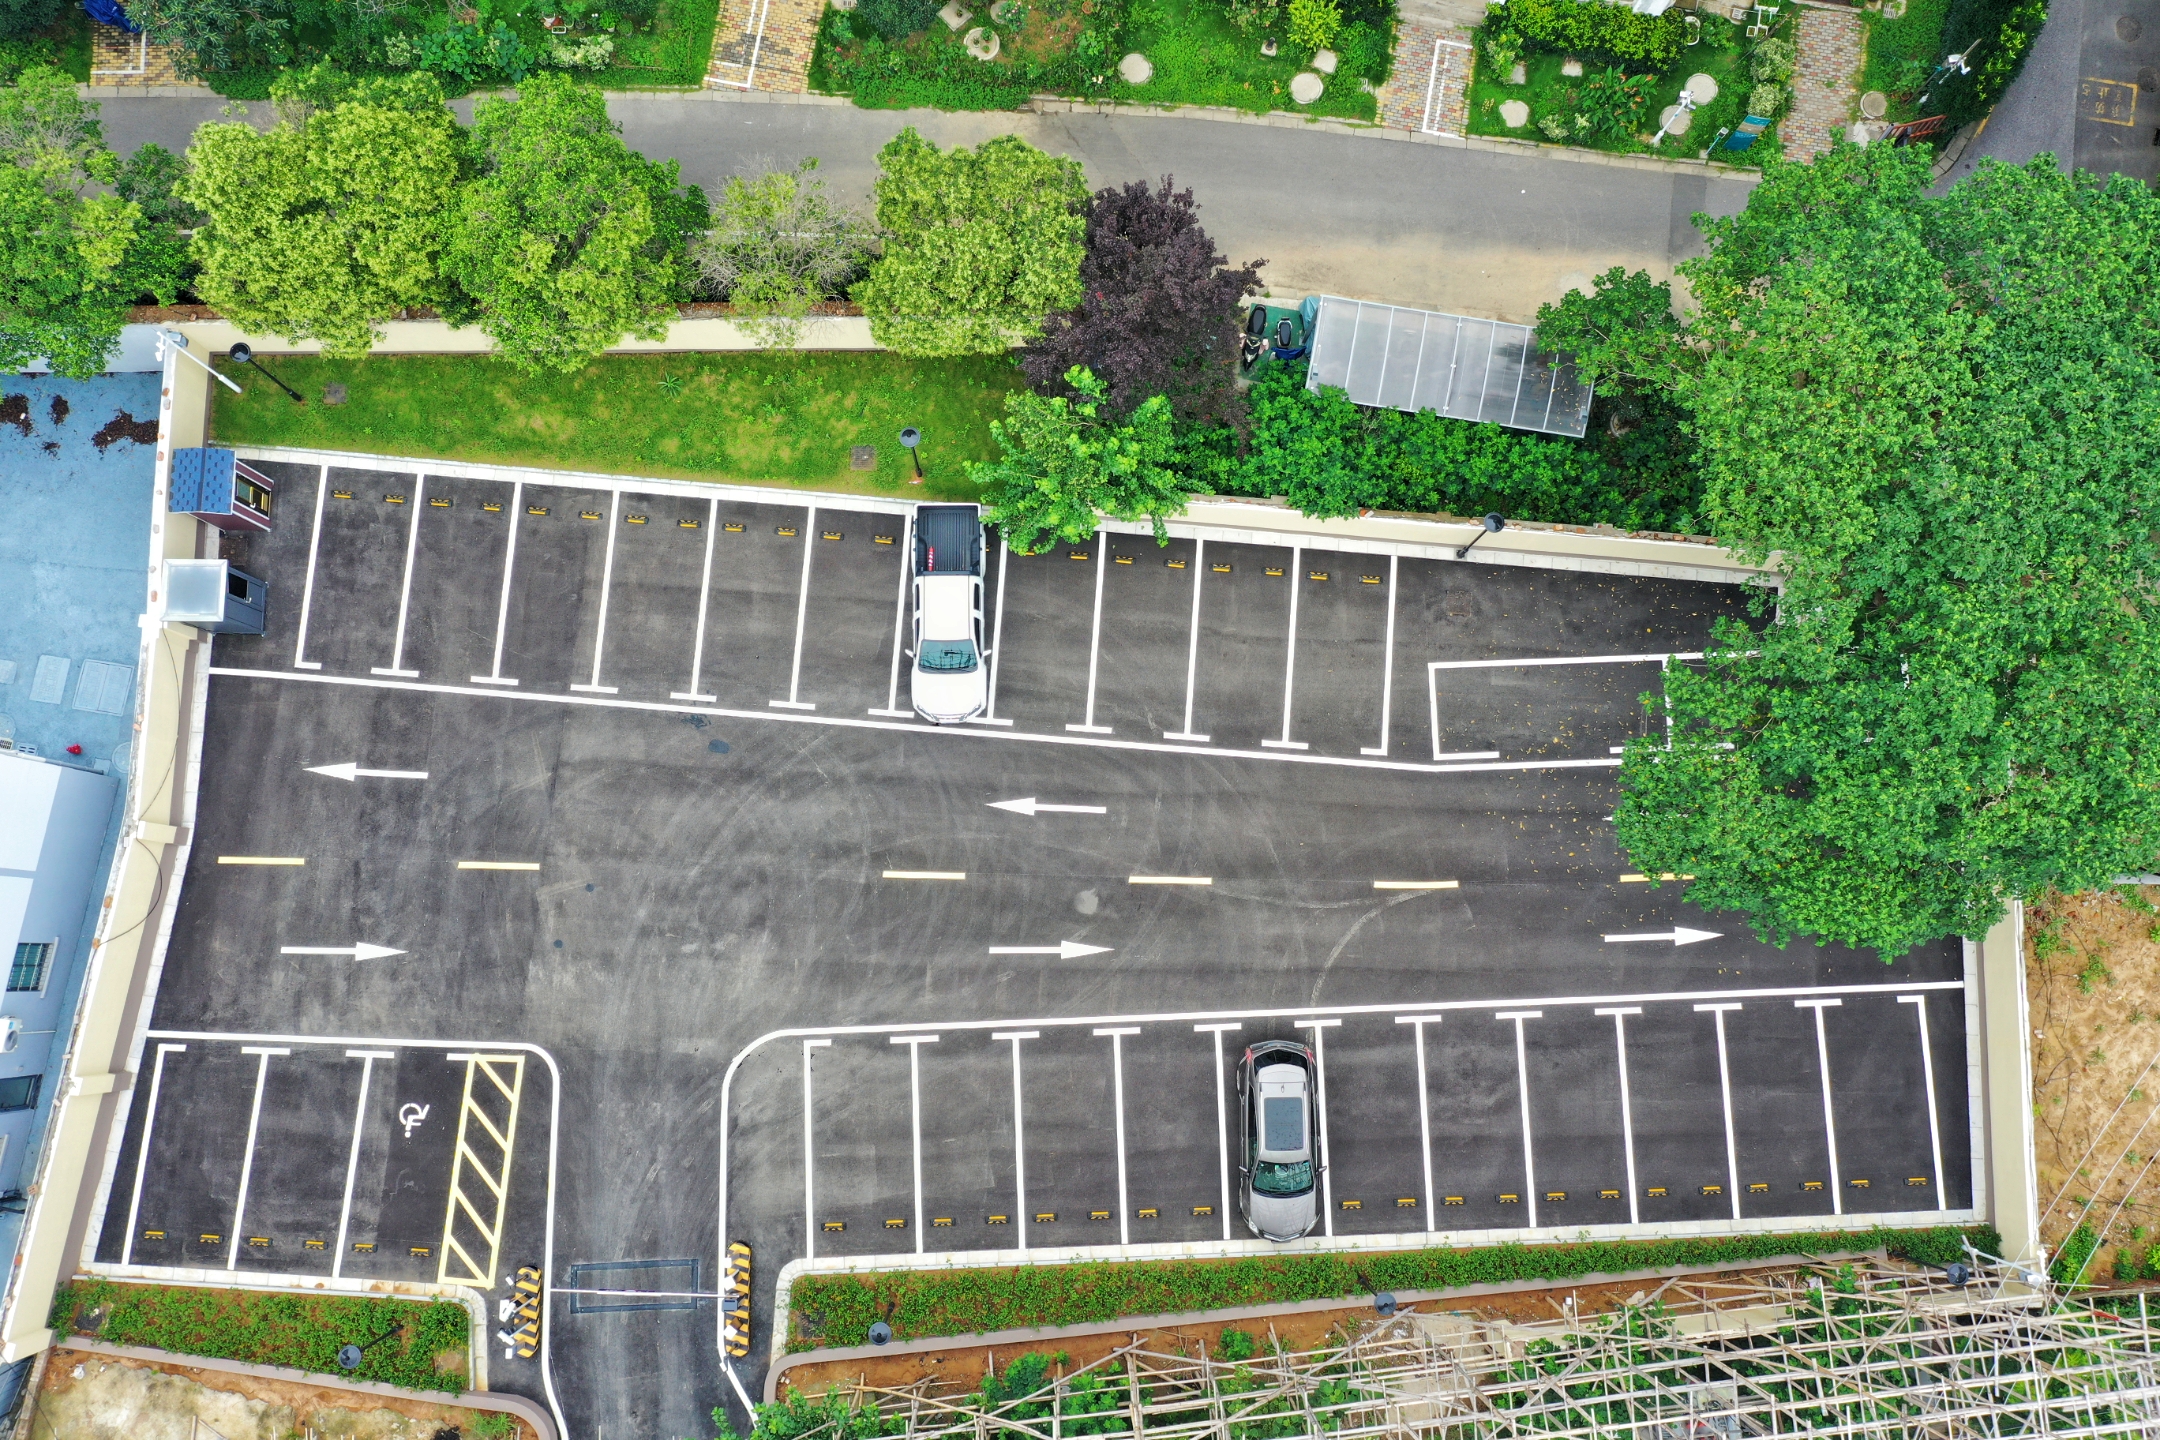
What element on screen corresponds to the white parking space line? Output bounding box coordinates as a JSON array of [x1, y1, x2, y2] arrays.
[[870, 512, 915, 719], [1374, 880, 1457, 890], [1595, 1008, 1644, 1225], [1900, 994, 1946, 1198], [226, 1046, 290, 1269], [1095, 1028, 1140, 1243], [1296, 1018, 1341, 1233], [1164, 537, 1210, 743], [1496, 1012, 1542, 1228], [218, 856, 304, 866], [1129, 875, 1212, 885], [1797, 998, 1846, 1212], [212, 666, 1639, 778], [1694, 1003, 1744, 1220], [119, 1043, 185, 1266], [1261, 547, 1309, 751], [1424, 651, 1704, 763], [457, 860, 541, 871], [969, 533, 1016, 727], [671, 496, 721, 703], [884, 870, 966, 881], [291, 466, 327, 671], [569, 489, 622, 695], [1359, 554, 1399, 756], [802, 1038, 831, 1259], [1067, 533, 1114, 735], [370, 474, 426, 678], [993, 1031, 1039, 1250], [1395, 1017, 1437, 1230], [772, 505, 818, 711], [473, 480, 523, 686], [333, 1049, 394, 1279], [1195, 1023, 1240, 1240], [889, 1034, 937, 1251]]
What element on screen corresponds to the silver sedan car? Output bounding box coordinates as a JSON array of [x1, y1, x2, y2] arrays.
[[1236, 1039, 1321, 1241]]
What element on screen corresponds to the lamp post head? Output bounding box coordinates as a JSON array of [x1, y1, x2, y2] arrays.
[[337, 1343, 364, 1370], [1482, 513, 1506, 534], [229, 343, 254, 364], [899, 427, 921, 449]]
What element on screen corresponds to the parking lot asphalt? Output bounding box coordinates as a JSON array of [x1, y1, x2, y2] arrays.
[[91, 454, 1972, 1440]]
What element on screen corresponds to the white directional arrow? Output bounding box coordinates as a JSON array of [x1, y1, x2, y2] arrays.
[[306, 762, 430, 782], [988, 797, 1107, 817], [1602, 927, 1722, 946], [280, 943, 406, 961], [988, 940, 1115, 960]]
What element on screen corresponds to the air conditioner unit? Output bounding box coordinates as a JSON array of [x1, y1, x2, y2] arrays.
[[0, 1018, 21, 1053]]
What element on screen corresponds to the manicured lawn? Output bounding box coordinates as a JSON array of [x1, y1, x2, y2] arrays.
[[1114, 0, 1382, 122], [1467, 14, 1779, 164], [606, 0, 724, 87], [50, 1279, 469, 1392], [208, 351, 1020, 502], [1860, 0, 1951, 122]]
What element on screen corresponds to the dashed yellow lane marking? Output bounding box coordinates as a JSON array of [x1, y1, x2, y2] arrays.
[[1620, 873, 1695, 882]]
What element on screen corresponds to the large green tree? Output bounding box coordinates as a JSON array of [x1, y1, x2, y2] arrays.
[[1543, 144, 2160, 957], [971, 365, 1192, 553], [183, 67, 462, 357], [853, 127, 1086, 357], [0, 68, 184, 377], [444, 73, 707, 374]]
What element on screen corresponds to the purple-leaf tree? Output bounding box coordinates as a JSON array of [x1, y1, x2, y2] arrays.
[[1023, 176, 1264, 428]]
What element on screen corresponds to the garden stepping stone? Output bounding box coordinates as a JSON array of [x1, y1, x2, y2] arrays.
[[1658, 102, 1695, 133], [1290, 71, 1325, 103], [1507, 61, 1525, 83], [965, 24, 999, 56], [1685, 71, 1718, 102], [1311, 47, 1336, 73], [1560, 57, 1583, 76], [938, 0, 972, 29], [1499, 98, 1531, 127], [1119, 51, 1153, 82]]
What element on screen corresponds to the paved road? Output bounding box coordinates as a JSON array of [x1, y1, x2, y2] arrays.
[[87, 453, 1972, 1440], [92, 96, 1753, 323], [1938, 0, 2160, 188]]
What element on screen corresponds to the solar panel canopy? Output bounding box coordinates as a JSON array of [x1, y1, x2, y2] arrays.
[[1304, 295, 1594, 439]]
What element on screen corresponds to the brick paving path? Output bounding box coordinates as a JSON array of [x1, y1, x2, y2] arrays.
[[1782, 2, 1864, 160], [707, 0, 822, 91], [88, 22, 184, 85], [1376, 16, 1472, 133]]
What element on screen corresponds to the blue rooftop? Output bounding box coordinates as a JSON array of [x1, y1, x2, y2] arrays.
[[0, 374, 159, 771]]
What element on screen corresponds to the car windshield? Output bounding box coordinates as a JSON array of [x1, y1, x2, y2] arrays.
[[1263, 1096, 1305, 1152], [918, 639, 978, 673], [1252, 1159, 1314, 1196]]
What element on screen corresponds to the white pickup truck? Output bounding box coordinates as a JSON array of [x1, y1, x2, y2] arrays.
[[909, 504, 989, 724]]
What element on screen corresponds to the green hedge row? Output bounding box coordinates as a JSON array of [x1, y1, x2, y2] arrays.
[[1488, 0, 1686, 69], [1181, 362, 1705, 536], [784, 1224, 1999, 1351], [50, 1279, 471, 1393]]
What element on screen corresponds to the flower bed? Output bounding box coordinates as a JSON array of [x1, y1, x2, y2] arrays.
[[810, 0, 1390, 116], [1467, 4, 1787, 163]]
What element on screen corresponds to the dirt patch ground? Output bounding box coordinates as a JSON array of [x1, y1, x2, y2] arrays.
[[2030, 885, 2160, 1280], [775, 1266, 1842, 1401], [29, 1350, 536, 1440]]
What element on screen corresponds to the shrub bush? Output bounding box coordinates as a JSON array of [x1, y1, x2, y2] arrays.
[[853, 0, 942, 42], [1333, 18, 1391, 82], [49, 1280, 469, 1391], [1747, 81, 1787, 117], [1928, 0, 2045, 125], [1285, 0, 1340, 47], [786, 1224, 2001, 1349], [1748, 35, 1794, 81], [1488, 0, 1684, 69]]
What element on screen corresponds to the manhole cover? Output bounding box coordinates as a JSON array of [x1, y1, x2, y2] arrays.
[[322, 382, 348, 405], [850, 445, 876, 470], [2120, 14, 2142, 40]]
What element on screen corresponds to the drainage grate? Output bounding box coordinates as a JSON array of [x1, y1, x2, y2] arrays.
[[565, 1257, 705, 1314]]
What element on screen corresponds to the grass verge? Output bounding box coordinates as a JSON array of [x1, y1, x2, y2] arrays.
[[784, 1224, 1999, 1350], [50, 1279, 470, 1393], [208, 351, 1020, 503], [1112, 0, 1383, 122], [607, 0, 724, 87], [1860, 0, 1951, 123]]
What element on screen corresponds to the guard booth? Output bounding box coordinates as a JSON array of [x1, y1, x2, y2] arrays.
[[165, 559, 269, 636], [1303, 295, 1594, 438], [170, 446, 276, 532]]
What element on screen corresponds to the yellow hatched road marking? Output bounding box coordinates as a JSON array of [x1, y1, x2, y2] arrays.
[[437, 1053, 525, 1287]]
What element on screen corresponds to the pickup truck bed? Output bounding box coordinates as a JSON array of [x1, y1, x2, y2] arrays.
[[915, 505, 983, 575]]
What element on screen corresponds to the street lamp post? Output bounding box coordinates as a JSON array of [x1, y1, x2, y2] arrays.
[[1652, 88, 1696, 147], [899, 426, 924, 483], [1456, 512, 1505, 560], [336, 1322, 402, 1371], [228, 343, 305, 404]]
